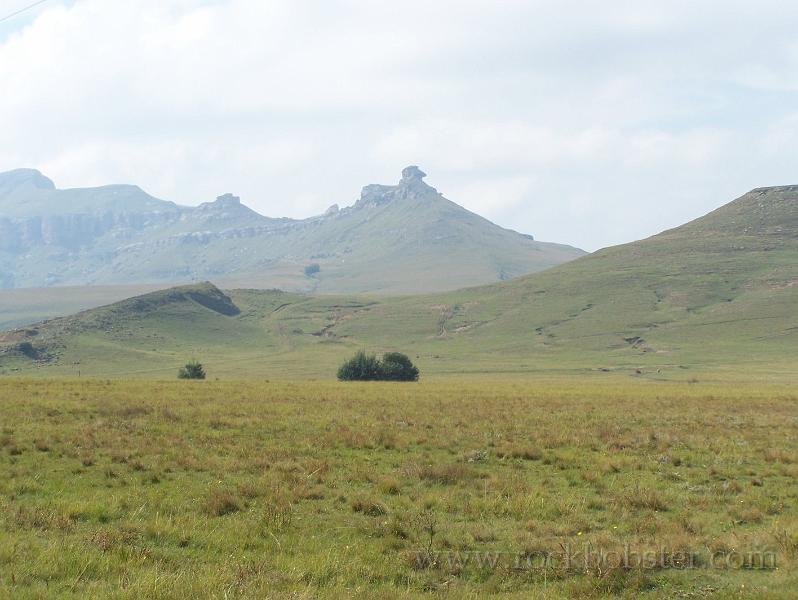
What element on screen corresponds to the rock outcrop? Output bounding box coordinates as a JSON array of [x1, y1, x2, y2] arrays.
[[356, 165, 440, 208]]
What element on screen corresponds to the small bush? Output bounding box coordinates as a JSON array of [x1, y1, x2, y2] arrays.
[[337, 351, 419, 382], [15, 341, 38, 359], [337, 351, 384, 381], [381, 352, 420, 381], [178, 361, 206, 380]]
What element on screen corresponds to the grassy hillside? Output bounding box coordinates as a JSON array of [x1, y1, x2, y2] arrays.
[[1, 379, 796, 598], [1, 186, 796, 381], [0, 283, 174, 330]]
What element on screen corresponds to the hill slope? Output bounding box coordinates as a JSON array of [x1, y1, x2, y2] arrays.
[[0, 166, 584, 293], [2, 186, 796, 381]]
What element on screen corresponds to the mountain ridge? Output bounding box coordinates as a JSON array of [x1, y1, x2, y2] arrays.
[[0, 166, 584, 292]]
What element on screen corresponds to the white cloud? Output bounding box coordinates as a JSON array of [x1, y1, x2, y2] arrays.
[[1, 0, 797, 249], [448, 176, 535, 218]]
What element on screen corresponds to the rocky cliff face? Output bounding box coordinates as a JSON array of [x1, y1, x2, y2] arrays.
[[0, 166, 585, 292], [0, 169, 186, 254], [0, 211, 182, 252]]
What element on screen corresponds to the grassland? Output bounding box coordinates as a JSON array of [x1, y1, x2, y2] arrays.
[[2, 186, 796, 381], [1, 378, 796, 599]]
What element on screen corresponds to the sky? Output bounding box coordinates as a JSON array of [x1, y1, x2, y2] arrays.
[[1, 0, 797, 251]]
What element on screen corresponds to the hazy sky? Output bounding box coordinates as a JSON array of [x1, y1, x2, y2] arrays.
[[1, 0, 797, 251]]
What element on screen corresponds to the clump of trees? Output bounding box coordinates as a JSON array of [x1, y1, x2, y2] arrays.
[[178, 360, 206, 380], [304, 263, 321, 276], [337, 351, 419, 382]]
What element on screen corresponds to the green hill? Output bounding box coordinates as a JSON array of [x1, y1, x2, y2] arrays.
[[0, 166, 583, 293], [2, 185, 796, 381], [0, 283, 177, 331]]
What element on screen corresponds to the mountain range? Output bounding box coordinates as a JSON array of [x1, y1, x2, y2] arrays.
[[2, 184, 795, 380], [0, 166, 584, 293]]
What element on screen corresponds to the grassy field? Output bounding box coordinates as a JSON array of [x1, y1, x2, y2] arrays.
[[1, 378, 796, 598]]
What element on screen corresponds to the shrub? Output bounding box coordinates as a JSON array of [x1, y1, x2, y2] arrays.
[[178, 361, 206, 380], [304, 263, 321, 276], [337, 351, 384, 381], [15, 341, 37, 359], [381, 352, 420, 382], [337, 351, 420, 382]]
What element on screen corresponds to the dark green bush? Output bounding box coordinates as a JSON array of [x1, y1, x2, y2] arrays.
[[381, 352, 420, 381], [178, 361, 206, 380], [337, 351, 383, 381], [337, 351, 419, 382], [15, 341, 37, 359]]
